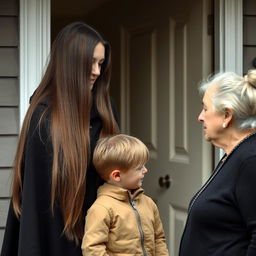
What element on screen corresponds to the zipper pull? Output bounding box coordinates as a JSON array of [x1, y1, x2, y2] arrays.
[[130, 199, 136, 209]]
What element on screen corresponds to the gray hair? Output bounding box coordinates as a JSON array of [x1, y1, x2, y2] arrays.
[[198, 70, 256, 129]]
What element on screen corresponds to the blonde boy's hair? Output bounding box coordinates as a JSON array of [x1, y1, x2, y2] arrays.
[[93, 134, 149, 180]]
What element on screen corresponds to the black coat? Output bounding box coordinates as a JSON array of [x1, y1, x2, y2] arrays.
[[1, 98, 119, 256], [179, 134, 256, 256]]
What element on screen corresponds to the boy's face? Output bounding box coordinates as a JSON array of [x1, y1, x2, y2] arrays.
[[120, 165, 148, 190]]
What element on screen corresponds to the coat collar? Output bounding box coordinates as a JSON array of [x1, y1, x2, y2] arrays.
[[97, 183, 144, 202]]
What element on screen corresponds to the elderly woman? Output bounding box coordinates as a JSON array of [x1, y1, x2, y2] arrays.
[[179, 70, 256, 256]]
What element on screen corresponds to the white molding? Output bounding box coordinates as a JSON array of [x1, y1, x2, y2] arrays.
[[120, 25, 158, 158], [214, 0, 243, 161], [19, 0, 51, 127], [214, 0, 243, 74]]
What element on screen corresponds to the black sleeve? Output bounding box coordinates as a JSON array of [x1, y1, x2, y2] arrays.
[[235, 156, 256, 256], [1, 105, 82, 256]]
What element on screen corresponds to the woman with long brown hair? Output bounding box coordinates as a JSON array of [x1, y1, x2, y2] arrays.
[[1, 22, 120, 256]]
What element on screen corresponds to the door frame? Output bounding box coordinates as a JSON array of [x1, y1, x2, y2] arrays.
[[19, 0, 51, 127], [214, 0, 243, 74]]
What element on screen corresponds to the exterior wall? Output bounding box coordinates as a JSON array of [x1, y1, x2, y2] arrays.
[[243, 0, 256, 73], [0, 0, 19, 249]]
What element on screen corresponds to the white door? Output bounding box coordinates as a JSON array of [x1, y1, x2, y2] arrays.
[[119, 0, 213, 255]]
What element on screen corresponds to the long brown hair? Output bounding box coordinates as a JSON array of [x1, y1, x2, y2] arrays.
[[12, 22, 119, 242]]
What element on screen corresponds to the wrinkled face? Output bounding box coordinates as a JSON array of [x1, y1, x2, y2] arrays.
[[198, 86, 225, 145], [120, 165, 148, 190], [90, 42, 105, 89]]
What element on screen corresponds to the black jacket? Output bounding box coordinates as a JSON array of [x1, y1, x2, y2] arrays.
[[179, 133, 256, 256], [1, 98, 119, 256]]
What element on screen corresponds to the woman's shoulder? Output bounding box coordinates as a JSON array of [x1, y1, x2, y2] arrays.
[[236, 134, 256, 160], [34, 97, 50, 114], [228, 135, 256, 178], [27, 99, 52, 143], [31, 98, 51, 123]]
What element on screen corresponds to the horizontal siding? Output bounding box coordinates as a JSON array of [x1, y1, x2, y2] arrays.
[[0, 0, 18, 16], [0, 200, 10, 249], [0, 78, 19, 106], [244, 0, 256, 15], [0, 17, 18, 46], [0, 108, 19, 134], [243, 17, 256, 45], [243, 47, 256, 73], [243, 0, 256, 73], [0, 229, 4, 251], [0, 0, 19, 251], [0, 137, 17, 167], [0, 48, 19, 77], [0, 169, 12, 197], [0, 200, 10, 227]]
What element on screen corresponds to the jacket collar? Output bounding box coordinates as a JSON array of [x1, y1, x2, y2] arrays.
[[97, 183, 144, 202]]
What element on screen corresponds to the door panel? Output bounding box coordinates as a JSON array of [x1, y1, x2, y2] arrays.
[[127, 27, 157, 150]]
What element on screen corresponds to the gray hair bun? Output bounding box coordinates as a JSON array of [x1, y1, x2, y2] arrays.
[[245, 70, 256, 89]]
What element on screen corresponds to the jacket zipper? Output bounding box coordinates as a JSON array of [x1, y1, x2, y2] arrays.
[[130, 199, 148, 256]]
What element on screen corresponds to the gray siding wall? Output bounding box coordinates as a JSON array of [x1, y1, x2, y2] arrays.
[[0, 0, 19, 250], [244, 0, 256, 73]]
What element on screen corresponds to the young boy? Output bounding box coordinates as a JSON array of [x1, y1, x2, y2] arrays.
[[81, 134, 169, 256]]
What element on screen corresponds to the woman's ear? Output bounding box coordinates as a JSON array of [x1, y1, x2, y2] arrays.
[[110, 169, 121, 182], [224, 108, 233, 127]]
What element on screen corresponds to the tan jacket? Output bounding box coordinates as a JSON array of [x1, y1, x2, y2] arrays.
[[82, 183, 169, 256]]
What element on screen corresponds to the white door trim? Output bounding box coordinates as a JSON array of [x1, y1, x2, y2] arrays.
[[19, 0, 51, 127], [214, 0, 243, 161], [214, 0, 243, 74]]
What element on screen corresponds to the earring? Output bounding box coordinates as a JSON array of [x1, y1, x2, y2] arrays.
[[222, 123, 226, 128]]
